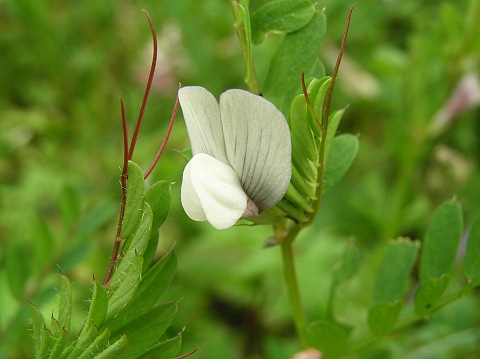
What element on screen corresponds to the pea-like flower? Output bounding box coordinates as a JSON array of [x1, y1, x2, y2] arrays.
[[178, 86, 292, 229]]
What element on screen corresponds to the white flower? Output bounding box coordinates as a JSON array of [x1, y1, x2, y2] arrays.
[[178, 86, 292, 230]]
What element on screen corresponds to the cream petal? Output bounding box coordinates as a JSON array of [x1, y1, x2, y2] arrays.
[[219, 89, 292, 211], [181, 153, 248, 230], [178, 86, 228, 163]]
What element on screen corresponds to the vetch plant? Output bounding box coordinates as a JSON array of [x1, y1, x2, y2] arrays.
[[179, 87, 292, 230]]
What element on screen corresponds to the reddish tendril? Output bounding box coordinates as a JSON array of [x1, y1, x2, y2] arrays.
[[103, 9, 178, 286]]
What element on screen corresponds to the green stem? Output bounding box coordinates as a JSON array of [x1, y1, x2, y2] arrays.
[[231, 0, 260, 94], [281, 235, 308, 347]]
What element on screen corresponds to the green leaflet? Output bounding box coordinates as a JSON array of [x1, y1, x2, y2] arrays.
[[414, 275, 450, 317], [306, 320, 350, 358], [86, 281, 108, 329], [130, 332, 182, 359], [114, 303, 178, 359], [120, 161, 145, 239], [105, 254, 143, 321], [57, 275, 72, 334], [107, 250, 177, 333], [251, 0, 315, 44], [263, 10, 327, 114], [465, 216, 480, 281], [368, 300, 403, 336], [373, 238, 420, 305], [76, 328, 110, 359], [64, 325, 98, 359], [145, 180, 171, 236], [323, 134, 359, 193], [109, 203, 153, 291], [419, 200, 463, 282], [93, 335, 127, 359], [30, 304, 46, 355]]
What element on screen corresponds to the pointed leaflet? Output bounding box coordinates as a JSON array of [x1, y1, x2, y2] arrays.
[[145, 180, 171, 236], [57, 275, 72, 333], [107, 250, 177, 333], [121, 161, 145, 239], [93, 335, 127, 359], [220, 89, 291, 211], [373, 238, 420, 304], [109, 203, 152, 290], [323, 134, 359, 193], [419, 200, 463, 282], [263, 10, 327, 113], [465, 216, 480, 281], [368, 301, 403, 336], [414, 275, 450, 316], [178, 87, 228, 163], [105, 253, 143, 321], [30, 304, 45, 354], [6, 242, 29, 300], [76, 328, 110, 359], [113, 302, 177, 359], [128, 332, 182, 359], [64, 325, 98, 359], [251, 0, 315, 44], [86, 281, 108, 329]]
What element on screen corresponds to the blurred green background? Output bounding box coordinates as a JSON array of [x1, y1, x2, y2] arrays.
[[1, 0, 480, 358]]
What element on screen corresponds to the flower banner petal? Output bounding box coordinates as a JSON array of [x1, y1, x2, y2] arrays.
[[178, 86, 228, 163], [219, 89, 292, 211], [181, 153, 248, 230]]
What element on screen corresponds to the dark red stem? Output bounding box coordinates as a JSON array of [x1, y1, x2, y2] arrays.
[[127, 9, 158, 160], [143, 92, 180, 179]]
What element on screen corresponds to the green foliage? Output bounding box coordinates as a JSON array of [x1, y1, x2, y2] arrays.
[[2, 0, 480, 358], [27, 162, 179, 358]]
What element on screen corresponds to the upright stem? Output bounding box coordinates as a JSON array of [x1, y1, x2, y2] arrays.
[[231, 0, 260, 94]]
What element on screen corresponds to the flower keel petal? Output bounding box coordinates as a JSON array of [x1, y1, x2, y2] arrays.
[[181, 153, 248, 230]]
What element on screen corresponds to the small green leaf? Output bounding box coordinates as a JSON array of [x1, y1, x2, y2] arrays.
[[6, 242, 29, 300], [263, 10, 327, 113], [113, 302, 177, 359], [465, 216, 480, 281], [48, 325, 69, 359], [419, 201, 463, 282], [131, 332, 182, 359], [324, 108, 346, 163], [76, 328, 111, 359], [144, 180, 171, 236], [251, 0, 315, 44], [283, 185, 313, 213], [86, 282, 108, 329], [143, 230, 160, 273], [30, 304, 46, 354], [65, 325, 98, 359], [373, 238, 420, 304], [58, 275, 72, 333], [414, 274, 450, 316], [108, 250, 177, 330], [93, 335, 127, 359], [109, 203, 153, 291], [306, 320, 349, 358], [332, 241, 362, 285], [323, 134, 359, 192], [289, 93, 318, 165], [368, 300, 403, 336], [105, 254, 143, 321], [310, 76, 331, 132], [38, 327, 55, 359], [121, 161, 145, 239], [276, 198, 310, 223]]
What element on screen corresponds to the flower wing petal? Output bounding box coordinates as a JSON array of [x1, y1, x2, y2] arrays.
[[181, 153, 248, 230], [219, 89, 292, 211], [178, 86, 228, 163]]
